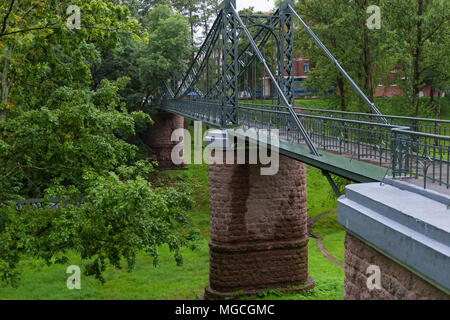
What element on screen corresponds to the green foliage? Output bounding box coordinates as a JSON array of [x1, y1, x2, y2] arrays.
[[293, 0, 449, 116], [0, 1, 197, 287], [93, 4, 192, 110], [0, 80, 149, 199], [0, 169, 197, 286]]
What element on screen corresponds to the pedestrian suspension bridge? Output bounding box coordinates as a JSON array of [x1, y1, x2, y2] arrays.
[[160, 0, 450, 194]]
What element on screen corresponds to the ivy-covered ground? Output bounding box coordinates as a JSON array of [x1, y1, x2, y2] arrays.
[[0, 163, 345, 300]]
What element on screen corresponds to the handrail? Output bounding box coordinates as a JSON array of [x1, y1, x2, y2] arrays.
[[236, 105, 404, 128], [167, 100, 450, 134], [391, 127, 450, 140]]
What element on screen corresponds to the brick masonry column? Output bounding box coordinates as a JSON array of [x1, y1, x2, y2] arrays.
[[146, 112, 184, 169], [205, 152, 313, 299], [344, 233, 449, 300]]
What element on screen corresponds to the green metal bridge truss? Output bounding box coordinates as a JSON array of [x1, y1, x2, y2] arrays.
[[160, 0, 450, 192]]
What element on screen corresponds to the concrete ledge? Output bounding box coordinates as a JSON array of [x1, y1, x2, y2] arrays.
[[338, 182, 450, 294]]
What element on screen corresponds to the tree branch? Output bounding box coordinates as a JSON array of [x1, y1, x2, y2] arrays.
[[1, 0, 15, 35], [421, 19, 447, 44], [0, 23, 58, 37]]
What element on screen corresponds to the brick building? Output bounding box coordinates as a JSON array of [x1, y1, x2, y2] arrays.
[[258, 56, 445, 99], [375, 70, 445, 98]]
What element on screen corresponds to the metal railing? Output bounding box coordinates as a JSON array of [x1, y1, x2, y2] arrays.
[[391, 128, 449, 189], [297, 107, 450, 137], [161, 100, 450, 189]]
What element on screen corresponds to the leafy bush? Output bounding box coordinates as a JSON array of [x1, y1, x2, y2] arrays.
[[0, 168, 198, 287]]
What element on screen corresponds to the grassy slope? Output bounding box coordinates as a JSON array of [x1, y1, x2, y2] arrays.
[[311, 212, 345, 265]]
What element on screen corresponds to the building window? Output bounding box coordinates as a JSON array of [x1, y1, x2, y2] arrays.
[[377, 78, 383, 87], [304, 63, 309, 73]]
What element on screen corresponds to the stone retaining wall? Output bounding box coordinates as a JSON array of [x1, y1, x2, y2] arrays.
[[345, 233, 449, 300]]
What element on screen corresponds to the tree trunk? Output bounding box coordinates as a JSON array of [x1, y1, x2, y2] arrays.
[[251, 62, 256, 101], [430, 85, 434, 104], [1, 44, 13, 121], [337, 76, 346, 111], [189, 10, 195, 61], [412, 0, 424, 118], [437, 90, 441, 119], [357, 0, 374, 109], [204, 17, 209, 95], [362, 28, 374, 103]]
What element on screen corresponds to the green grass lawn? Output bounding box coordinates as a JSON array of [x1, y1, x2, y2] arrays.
[[311, 211, 345, 265]]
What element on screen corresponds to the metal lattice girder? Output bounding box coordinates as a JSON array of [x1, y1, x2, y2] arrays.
[[163, 80, 175, 99], [278, 0, 294, 106], [206, 9, 281, 100], [221, 0, 239, 126], [193, 85, 204, 98]]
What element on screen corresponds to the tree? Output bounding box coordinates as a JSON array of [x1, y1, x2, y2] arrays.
[[92, 5, 191, 109], [293, 0, 363, 111], [172, 0, 201, 49], [0, 1, 197, 286], [0, 0, 141, 120]]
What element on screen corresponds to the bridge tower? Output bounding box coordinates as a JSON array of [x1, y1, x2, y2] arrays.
[[203, 1, 312, 300]]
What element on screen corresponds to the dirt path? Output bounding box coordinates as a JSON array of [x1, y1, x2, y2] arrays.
[[307, 209, 345, 270]]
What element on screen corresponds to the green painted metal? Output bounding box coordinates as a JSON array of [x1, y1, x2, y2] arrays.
[[161, 100, 449, 188], [173, 10, 223, 99], [230, 2, 321, 156], [221, 0, 239, 126], [206, 10, 280, 100]]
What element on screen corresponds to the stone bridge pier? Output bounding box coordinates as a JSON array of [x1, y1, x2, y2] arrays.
[[146, 111, 185, 169], [205, 146, 313, 299]]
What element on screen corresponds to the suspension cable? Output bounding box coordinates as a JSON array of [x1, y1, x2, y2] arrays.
[[288, 4, 388, 125], [230, 3, 321, 157]]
